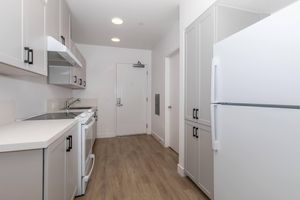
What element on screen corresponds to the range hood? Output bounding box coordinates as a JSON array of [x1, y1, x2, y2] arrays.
[[47, 36, 83, 67]]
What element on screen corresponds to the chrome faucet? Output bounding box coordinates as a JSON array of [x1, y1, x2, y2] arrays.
[[65, 98, 81, 110]]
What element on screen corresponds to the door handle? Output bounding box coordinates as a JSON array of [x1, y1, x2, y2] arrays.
[[211, 104, 221, 151], [211, 57, 220, 103], [193, 108, 196, 119]]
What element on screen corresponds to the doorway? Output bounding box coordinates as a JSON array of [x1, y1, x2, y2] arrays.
[[116, 63, 148, 136], [165, 49, 180, 153]]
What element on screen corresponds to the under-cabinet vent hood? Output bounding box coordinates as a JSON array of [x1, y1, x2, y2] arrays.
[[47, 36, 83, 67]]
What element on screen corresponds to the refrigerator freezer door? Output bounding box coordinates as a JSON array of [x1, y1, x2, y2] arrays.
[[212, 1, 300, 105], [214, 104, 300, 200]]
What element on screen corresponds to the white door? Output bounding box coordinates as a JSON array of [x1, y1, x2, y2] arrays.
[[168, 50, 180, 153], [116, 64, 147, 136]]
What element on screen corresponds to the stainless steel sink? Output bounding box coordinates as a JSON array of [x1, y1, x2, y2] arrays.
[[68, 107, 92, 110]]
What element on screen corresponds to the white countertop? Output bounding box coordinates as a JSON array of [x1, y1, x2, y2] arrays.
[[0, 119, 78, 153]]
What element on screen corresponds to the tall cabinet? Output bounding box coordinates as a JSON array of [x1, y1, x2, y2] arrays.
[[184, 3, 266, 199]]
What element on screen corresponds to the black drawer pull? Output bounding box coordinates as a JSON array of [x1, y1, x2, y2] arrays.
[[28, 49, 33, 65], [24, 47, 30, 63]]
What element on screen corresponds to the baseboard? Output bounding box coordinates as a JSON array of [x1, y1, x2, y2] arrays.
[[151, 131, 165, 146], [177, 164, 185, 177], [98, 132, 116, 138]]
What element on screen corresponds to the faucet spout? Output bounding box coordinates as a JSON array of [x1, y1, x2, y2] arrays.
[[65, 98, 81, 110]]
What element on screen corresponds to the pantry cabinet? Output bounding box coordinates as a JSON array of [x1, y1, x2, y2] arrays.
[[184, 3, 266, 199], [0, 0, 47, 76]]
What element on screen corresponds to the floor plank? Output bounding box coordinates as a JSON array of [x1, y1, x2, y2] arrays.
[[76, 135, 208, 200]]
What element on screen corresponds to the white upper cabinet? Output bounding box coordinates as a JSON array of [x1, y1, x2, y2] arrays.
[[0, 0, 47, 76], [46, 0, 60, 41], [60, 0, 71, 48], [23, 0, 47, 75], [0, 0, 24, 70]]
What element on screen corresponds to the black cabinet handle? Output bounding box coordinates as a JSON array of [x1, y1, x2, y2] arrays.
[[24, 47, 30, 63], [61, 36, 65, 45], [195, 128, 199, 139], [79, 78, 82, 86], [193, 127, 196, 137], [195, 109, 199, 120], [83, 81, 86, 87], [66, 136, 71, 152], [28, 49, 33, 65], [69, 135, 72, 150], [73, 76, 77, 83], [193, 108, 196, 119]]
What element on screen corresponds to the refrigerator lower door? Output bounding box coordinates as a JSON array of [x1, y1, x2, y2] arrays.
[[213, 104, 300, 200], [212, 1, 300, 105]]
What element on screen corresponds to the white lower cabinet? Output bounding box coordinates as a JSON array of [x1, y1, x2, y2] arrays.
[[44, 135, 66, 200], [0, 150, 43, 200], [0, 124, 78, 200], [185, 120, 214, 199], [45, 124, 78, 200]]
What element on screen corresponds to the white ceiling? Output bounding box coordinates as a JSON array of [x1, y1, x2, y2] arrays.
[[67, 0, 179, 50], [219, 0, 298, 13]]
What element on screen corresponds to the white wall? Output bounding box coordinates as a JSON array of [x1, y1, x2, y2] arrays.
[[151, 20, 179, 143], [72, 44, 152, 138], [0, 75, 72, 121], [178, 0, 216, 174]]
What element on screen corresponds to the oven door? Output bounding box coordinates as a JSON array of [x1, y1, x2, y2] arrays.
[[81, 118, 96, 194]]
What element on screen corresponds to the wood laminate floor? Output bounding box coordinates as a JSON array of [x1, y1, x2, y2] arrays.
[[76, 135, 208, 200]]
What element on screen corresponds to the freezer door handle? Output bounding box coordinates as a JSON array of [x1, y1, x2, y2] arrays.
[[211, 57, 220, 103], [211, 104, 221, 151]]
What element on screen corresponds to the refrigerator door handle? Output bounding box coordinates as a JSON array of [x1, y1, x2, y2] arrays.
[[211, 104, 221, 151], [211, 57, 220, 103]]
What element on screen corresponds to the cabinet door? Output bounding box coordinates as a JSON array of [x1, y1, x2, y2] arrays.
[[185, 23, 199, 122], [60, 0, 71, 48], [198, 9, 214, 125], [198, 124, 214, 199], [46, 0, 60, 40], [185, 120, 199, 182], [44, 135, 66, 200], [0, 150, 43, 200], [0, 0, 25, 68], [23, 0, 47, 75], [66, 125, 78, 200]]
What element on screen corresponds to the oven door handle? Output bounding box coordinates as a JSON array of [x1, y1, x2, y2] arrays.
[[84, 118, 96, 130], [83, 154, 95, 182]]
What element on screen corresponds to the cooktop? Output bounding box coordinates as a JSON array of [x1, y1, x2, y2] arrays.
[[26, 112, 82, 120]]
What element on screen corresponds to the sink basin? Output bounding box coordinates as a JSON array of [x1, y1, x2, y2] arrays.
[[69, 107, 92, 110]]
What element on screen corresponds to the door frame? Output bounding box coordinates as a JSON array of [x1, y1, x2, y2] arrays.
[[115, 63, 151, 136], [165, 49, 180, 148]]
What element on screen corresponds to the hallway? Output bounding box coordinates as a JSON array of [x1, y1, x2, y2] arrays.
[[77, 135, 208, 200]]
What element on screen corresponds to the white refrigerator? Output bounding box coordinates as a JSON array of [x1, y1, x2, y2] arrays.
[[211, 1, 300, 200]]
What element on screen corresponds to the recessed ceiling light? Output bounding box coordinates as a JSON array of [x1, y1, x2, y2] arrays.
[[112, 17, 124, 25], [111, 37, 120, 42]]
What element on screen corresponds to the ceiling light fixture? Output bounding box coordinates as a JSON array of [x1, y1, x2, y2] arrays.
[[111, 37, 120, 42], [112, 17, 124, 25]]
